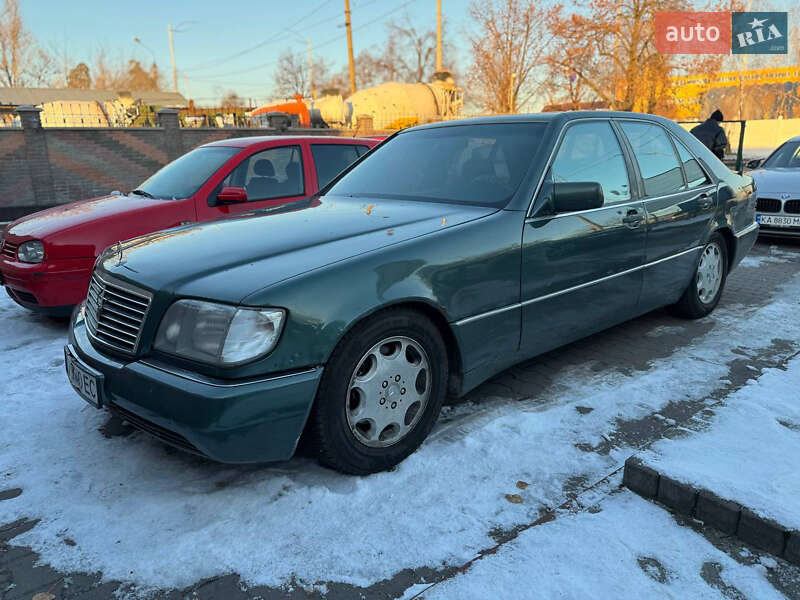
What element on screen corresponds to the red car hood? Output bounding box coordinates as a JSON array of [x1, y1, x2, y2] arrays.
[[5, 194, 192, 259]]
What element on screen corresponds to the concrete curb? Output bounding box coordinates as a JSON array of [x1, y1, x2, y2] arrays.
[[623, 456, 800, 566]]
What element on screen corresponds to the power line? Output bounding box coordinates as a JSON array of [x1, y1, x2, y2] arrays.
[[182, 0, 335, 72], [184, 0, 421, 91]]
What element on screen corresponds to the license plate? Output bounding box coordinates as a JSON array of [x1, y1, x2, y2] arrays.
[[756, 214, 800, 227], [64, 347, 102, 408]]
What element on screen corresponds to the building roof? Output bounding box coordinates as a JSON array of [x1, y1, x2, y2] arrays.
[[0, 87, 188, 108]]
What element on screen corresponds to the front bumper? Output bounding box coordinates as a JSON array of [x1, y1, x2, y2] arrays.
[[0, 256, 93, 312], [68, 308, 323, 463]]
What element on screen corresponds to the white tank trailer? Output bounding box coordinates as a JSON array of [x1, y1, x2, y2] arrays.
[[311, 71, 463, 130]]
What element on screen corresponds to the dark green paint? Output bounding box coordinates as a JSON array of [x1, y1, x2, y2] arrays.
[[71, 112, 758, 463]]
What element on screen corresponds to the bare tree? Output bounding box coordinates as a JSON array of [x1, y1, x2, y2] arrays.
[[67, 62, 91, 89], [468, 0, 551, 113], [385, 15, 437, 82], [545, 0, 722, 116], [221, 91, 245, 109], [272, 49, 332, 98], [0, 0, 56, 87]]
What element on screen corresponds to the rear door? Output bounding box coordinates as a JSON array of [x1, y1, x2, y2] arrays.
[[520, 119, 647, 357], [310, 142, 372, 191], [616, 120, 716, 310]]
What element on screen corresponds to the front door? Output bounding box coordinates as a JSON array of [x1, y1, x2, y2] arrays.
[[198, 144, 309, 220], [520, 120, 647, 357]]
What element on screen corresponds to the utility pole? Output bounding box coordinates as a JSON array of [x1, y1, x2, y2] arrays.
[[436, 0, 443, 72], [168, 24, 178, 93], [344, 0, 356, 95], [308, 38, 316, 99]]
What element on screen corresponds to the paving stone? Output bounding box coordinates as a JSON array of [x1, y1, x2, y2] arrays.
[[695, 490, 741, 535], [622, 456, 659, 499], [657, 475, 697, 515], [783, 531, 800, 566], [737, 509, 787, 556]]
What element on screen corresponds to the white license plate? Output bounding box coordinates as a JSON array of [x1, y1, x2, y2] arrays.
[[65, 347, 101, 408], [757, 214, 800, 227]]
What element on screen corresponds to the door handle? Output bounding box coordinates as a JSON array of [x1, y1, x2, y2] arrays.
[[698, 193, 714, 210], [622, 209, 643, 228]]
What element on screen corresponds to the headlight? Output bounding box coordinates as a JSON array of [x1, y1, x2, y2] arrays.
[[154, 300, 285, 366], [18, 240, 45, 263]]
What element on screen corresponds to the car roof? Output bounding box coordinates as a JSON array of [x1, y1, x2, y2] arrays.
[[404, 111, 676, 133], [202, 135, 378, 148]]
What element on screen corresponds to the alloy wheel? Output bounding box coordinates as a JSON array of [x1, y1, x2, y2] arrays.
[[697, 242, 723, 304], [346, 336, 431, 448]]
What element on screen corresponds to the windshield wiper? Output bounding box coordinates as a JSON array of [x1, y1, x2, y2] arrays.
[[130, 189, 155, 199]]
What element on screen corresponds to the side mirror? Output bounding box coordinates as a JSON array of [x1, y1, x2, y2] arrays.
[[216, 186, 248, 204], [552, 182, 604, 213], [745, 158, 763, 169]]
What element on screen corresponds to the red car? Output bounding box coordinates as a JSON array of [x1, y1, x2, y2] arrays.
[[0, 135, 378, 316]]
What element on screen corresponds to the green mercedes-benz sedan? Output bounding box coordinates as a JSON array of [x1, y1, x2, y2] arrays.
[[65, 112, 758, 474]]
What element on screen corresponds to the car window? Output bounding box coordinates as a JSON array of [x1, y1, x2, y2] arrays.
[[325, 123, 547, 208], [673, 136, 711, 189], [762, 141, 800, 169], [311, 144, 368, 189], [213, 145, 304, 203], [550, 121, 631, 204], [620, 122, 684, 197], [138, 146, 239, 199]]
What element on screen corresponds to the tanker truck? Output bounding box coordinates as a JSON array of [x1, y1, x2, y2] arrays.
[[251, 71, 463, 131]]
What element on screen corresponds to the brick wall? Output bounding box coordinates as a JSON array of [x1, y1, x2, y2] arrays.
[[0, 107, 341, 222]]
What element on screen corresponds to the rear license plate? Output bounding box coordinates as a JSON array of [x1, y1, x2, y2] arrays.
[[757, 214, 800, 227], [64, 347, 102, 408]]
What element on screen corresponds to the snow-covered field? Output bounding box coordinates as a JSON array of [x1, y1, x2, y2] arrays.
[[0, 249, 798, 597]]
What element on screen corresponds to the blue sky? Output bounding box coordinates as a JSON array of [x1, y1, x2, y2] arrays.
[[24, 0, 474, 104]]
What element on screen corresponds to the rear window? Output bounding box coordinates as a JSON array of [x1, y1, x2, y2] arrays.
[[325, 123, 547, 207]]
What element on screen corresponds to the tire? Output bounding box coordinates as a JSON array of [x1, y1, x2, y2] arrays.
[[310, 308, 448, 475], [670, 232, 728, 319]]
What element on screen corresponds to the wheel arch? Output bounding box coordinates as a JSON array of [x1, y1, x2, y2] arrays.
[[712, 225, 736, 270], [334, 298, 464, 396]]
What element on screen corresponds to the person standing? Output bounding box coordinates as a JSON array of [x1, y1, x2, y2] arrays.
[[690, 110, 728, 160]]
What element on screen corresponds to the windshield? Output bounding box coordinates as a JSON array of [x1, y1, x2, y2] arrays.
[[325, 123, 547, 207], [762, 141, 800, 169], [136, 146, 239, 199]]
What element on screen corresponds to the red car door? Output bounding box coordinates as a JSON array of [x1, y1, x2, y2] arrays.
[[196, 142, 314, 220]]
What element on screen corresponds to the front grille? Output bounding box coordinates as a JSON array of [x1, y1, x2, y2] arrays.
[[756, 197, 782, 213], [110, 403, 201, 455], [1, 241, 17, 259], [85, 272, 152, 354], [784, 200, 800, 214]]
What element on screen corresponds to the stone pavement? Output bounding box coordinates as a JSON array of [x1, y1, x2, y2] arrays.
[[1, 238, 799, 600]]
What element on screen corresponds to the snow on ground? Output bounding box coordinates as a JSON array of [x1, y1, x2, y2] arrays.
[[416, 491, 784, 600], [641, 354, 800, 530], [0, 268, 799, 594], [738, 244, 796, 268]]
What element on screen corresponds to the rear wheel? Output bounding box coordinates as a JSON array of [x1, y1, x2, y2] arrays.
[[670, 232, 728, 319], [311, 308, 448, 475]]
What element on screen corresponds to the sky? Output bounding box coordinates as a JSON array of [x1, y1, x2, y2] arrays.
[[23, 0, 474, 105]]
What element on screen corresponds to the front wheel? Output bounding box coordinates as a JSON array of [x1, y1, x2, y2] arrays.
[[670, 233, 728, 319], [310, 308, 448, 475]]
